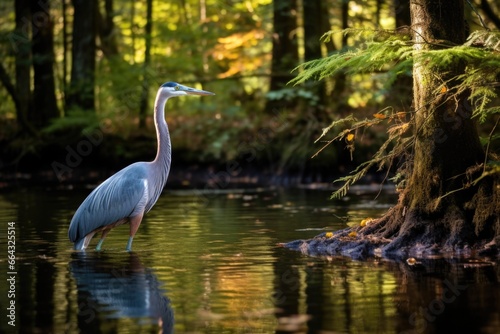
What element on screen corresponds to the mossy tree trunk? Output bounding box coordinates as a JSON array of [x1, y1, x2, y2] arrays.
[[380, 0, 498, 254], [285, 0, 499, 258]]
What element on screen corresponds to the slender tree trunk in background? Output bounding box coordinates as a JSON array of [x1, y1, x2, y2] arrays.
[[269, 0, 298, 91], [392, 0, 411, 109], [380, 0, 497, 253], [266, 0, 298, 112], [29, 0, 60, 127], [62, 0, 68, 110], [303, 0, 324, 61], [394, 0, 410, 28], [303, 0, 327, 109], [130, 0, 136, 63], [98, 0, 119, 57], [67, 0, 97, 112], [330, 0, 348, 107], [139, 0, 153, 129], [14, 0, 33, 132], [375, 0, 383, 27]]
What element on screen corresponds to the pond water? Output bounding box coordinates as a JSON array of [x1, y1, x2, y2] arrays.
[[0, 186, 498, 333]]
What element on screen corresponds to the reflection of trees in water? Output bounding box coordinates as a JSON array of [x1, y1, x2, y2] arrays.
[[70, 252, 174, 333], [272, 252, 499, 333]]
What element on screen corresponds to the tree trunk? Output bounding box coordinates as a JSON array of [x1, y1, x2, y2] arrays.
[[138, 0, 153, 129], [285, 0, 499, 258], [13, 0, 34, 133], [266, 0, 299, 112], [97, 0, 119, 57], [330, 0, 349, 105], [407, 0, 482, 211], [380, 0, 497, 254], [391, 0, 412, 110], [303, 0, 327, 108], [29, 0, 60, 127], [394, 0, 410, 28], [270, 0, 298, 90], [67, 0, 97, 112], [62, 0, 68, 110]]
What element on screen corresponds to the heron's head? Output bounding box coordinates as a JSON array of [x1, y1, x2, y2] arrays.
[[160, 82, 215, 98]]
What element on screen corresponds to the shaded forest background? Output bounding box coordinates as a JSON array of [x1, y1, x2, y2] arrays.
[[0, 0, 499, 187]]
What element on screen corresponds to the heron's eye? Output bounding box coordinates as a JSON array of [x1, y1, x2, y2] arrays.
[[174, 85, 180, 91]]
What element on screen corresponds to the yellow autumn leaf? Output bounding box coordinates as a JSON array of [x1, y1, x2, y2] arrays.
[[346, 133, 355, 142], [373, 113, 386, 119], [360, 218, 373, 227]]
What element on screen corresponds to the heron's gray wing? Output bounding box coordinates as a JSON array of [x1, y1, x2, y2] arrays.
[[68, 164, 149, 243]]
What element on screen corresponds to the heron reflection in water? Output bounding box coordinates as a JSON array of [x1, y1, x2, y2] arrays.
[[69, 252, 173, 333], [68, 82, 214, 251]]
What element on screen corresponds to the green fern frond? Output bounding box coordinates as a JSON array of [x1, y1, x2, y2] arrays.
[[315, 114, 357, 143], [290, 31, 413, 86]]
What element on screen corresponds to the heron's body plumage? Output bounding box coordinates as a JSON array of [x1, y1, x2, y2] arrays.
[[68, 82, 213, 251]]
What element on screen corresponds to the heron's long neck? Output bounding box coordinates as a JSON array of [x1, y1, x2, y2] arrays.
[[152, 93, 172, 177]]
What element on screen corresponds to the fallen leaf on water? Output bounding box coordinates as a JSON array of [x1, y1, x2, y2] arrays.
[[360, 218, 373, 227]]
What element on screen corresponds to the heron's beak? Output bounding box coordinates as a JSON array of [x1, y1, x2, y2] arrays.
[[179, 84, 215, 96]]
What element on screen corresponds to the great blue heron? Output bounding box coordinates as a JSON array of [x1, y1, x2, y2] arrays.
[[68, 82, 214, 251]]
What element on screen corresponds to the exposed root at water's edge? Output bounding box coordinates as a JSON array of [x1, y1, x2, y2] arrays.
[[281, 206, 500, 261], [283, 174, 500, 261]]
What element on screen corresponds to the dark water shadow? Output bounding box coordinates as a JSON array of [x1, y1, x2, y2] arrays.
[[273, 248, 500, 333], [69, 252, 174, 333]]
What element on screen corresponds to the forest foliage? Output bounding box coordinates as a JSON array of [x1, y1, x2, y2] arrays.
[[292, 28, 500, 197], [0, 0, 499, 182]]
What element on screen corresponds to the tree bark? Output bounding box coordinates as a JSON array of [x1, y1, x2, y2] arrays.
[[380, 0, 496, 254], [303, 0, 327, 107], [67, 0, 97, 112], [138, 0, 153, 129], [330, 0, 349, 111], [13, 0, 33, 132], [29, 0, 60, 127], [268, 0, 299, 93], [265, 0, 299, 113], [97, 0, 119, 57], [407, 0, 483, 212], [394, 0, 410, 28], [285, 0, 499, 258]]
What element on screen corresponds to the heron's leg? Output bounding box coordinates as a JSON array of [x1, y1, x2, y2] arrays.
[[81, 231, 97, 251], [95, 239, 104, 251], [95, 229, 111, 251], [126, 213, 144, 252]]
